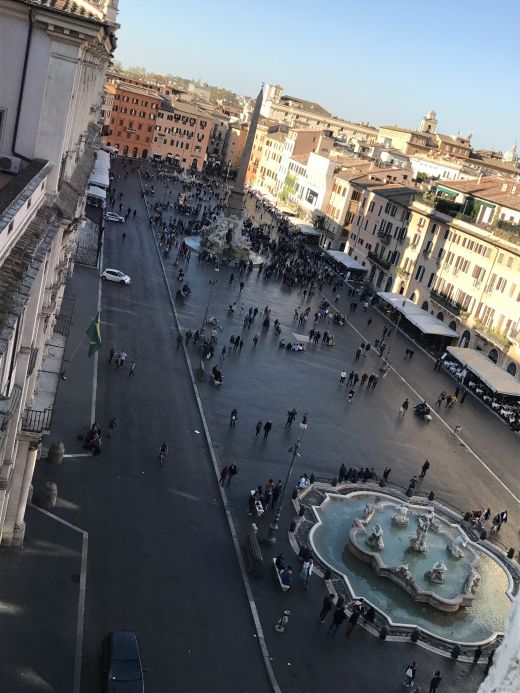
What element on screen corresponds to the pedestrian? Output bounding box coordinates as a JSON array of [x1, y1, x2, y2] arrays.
[[367, 318, 372, 328], [360, 372, 368, 387], [239, 338, 244, 351], [473, 646, 482, 664], [227, 463, 238, 485], [106, 417, 117, 438], [435, 391, 446, 407], [122, 231, 126, 242], [460, 388, 468, 404], [383, 466, 391, 482], [484, 651, 495, 677], [220, 346, 227, 363], [230, 408, 238, 427], [128, 360, 136, 376], [239, 281, 244, 292], [286, 408, 297, 428], [345, 608, 361, 635], [420, 458, 430, 478], [339, 370, 346, 384], [400, 398, 409, 414], [428, 671, 442, 693], [371, 374, 379, 390], [403, 662, 417, 687], [255, 420, 262, 437], [271, 480, 282, 507], [453, 425, 462, 435], [347, 389, 355, 403], [263, 420, 272, 438], [219, 466, 228, 486], [253, 333, 259, 347], [355, 347, 362, 361], [327, 606, 347, 635], [176, 333, 183, 350], [320, 593, 335, 622], [108, 346, 115, 364], [300, 558, 313, 588]]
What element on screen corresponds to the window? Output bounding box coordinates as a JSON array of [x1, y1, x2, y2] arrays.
[[496, 277, 507, 293], [415, 265, 425, 282], [369, 201, 375, 213], [427, 272, 435, 288]]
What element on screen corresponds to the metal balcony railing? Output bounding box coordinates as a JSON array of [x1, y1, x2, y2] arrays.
[[368, 251, 391, 271]]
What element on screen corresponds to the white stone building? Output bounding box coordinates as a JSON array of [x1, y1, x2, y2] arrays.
[[0, 0, 118, 546]]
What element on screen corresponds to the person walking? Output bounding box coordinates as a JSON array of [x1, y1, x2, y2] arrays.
[[345, 607, 361, 635], [271, 480, 282, 507], [285, 408, 297, 428], [420, 459, 430, 479], [400, 398, 409, 414], [319, 594, 335, 622], [355, 347, 362, 361], [176, 333, 183, 350], [255, 420, 263, 438], [227, 463, 238, 485], [300, 558, 313, 589], [263, 420, 272, 439], [327, 606, 347, 635], [428, 671, 442, 693], [128, 360, 136, 376], [230, 408, 238, 427], [403, 662, 417, 688], [106, 417, 117, 438], [435, 391, 446, 407], [383, 466, 391, 482], [473, 645, 482, 664], [219, 466, 228, 486], [339, 370, 346, 384]]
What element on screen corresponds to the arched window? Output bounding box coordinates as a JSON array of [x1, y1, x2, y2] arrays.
[[410, 292, 416, 302], [384, 275, 393, 292], [460, 330, 470, 348], [488, 348, 498, 363], [123, 145, 129, 157], [422, 301, 429, 311], [436, 312, 444, 322], [142, 149, 148, 159], [132, 147, 138, 158], [449, 320, 457, 331], [506, 362, 517, 376]]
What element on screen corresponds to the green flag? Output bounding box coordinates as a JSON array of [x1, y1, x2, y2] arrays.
[[86, 313, 101, 357]]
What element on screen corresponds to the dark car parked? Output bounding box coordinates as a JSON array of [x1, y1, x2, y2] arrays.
[[101, 631, 144, 692]]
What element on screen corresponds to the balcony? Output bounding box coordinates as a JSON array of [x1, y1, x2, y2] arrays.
[[21, 408, 53, 434], [430, 290, 469, 318], [377, 232, 392, 245], [368, 251, 391, 271], [422, 248, 432, 259], [474, 321, 512, 351], [397, 267, 411, 278]]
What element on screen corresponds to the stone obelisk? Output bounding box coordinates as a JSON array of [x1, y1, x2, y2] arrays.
[[226, 85, 264, 218]]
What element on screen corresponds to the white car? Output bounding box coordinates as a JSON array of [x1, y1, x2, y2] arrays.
[[104, 212, 125, 223], [101, 268, 131, 285]]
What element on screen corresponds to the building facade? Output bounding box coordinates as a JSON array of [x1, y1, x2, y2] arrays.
[[0, 0, 117, 546], [153, 100, 213, 170], [105, 81, 160, 158]]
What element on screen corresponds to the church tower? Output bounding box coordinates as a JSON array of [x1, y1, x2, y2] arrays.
[[419, 110, 438, 134]]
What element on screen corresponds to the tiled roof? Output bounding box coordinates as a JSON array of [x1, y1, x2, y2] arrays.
[[25, 0, 104, 22], [280, 96, 331, 117]]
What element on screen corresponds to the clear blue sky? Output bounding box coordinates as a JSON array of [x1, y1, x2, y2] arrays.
[[115, 0, 518, 152]]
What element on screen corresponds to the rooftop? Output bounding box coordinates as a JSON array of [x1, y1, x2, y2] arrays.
[[0, 159, 50, 220], [279, 95, 331, 117], [379, 124, 430, 138], [434, 176, 520, 212], [25, 0, 105, 22]]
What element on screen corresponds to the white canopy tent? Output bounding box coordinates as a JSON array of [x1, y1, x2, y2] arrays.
[[89, 150, 111, 188], [378, 292, 459, 338], [446, 347, 520, 396], [326, 250, 367, 272], [293, 220, 321, 238], [87, 185, 106, 200]]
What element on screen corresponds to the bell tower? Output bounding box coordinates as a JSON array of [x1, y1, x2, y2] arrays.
[[420, 110, 438, 134]]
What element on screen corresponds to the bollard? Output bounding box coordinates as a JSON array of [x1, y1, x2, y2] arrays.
[[379, 625, 387, 640], [291, 488, 298, 500], [507, 548, 515, 559], [47, 441, 65, 465], [298, 506, 305, 518], [39, 482, 58, 510], [451, 644, 461, 660], [428, 491, 435, 501], [411, 627, 420, 643], [289, 520, 297, 533]]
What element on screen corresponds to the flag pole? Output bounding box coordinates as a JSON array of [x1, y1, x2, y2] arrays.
[[60, 334, 88, 380]]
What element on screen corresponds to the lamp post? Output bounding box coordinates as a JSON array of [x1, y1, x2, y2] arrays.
[[266, 413, 308, 545], [200, 276, 218, 333]]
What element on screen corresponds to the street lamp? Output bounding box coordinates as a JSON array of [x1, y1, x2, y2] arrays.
[[266, 413, 308, 545], [200, 275, 218, 332]]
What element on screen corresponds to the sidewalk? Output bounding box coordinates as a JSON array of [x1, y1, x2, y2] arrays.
[[0, 505, 84, 692]]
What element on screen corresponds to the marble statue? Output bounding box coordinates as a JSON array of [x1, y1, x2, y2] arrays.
[[392, 505, 409, 527], [362, 504, 375, 522], [463, 569, 481, 594], [396, 564, 412, 581], [425, 561, 448, 584], [366, 523, 384, 550], [448, 535, 467, 559], [200, 213, 252, 262], [410, 511, 434, 552]]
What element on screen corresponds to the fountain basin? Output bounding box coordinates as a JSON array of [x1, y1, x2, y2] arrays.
[[309, 491, 514, 644], [184, 235, 263, 266]]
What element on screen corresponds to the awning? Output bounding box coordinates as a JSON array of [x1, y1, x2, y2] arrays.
[[293, 220, 321, 236], [326, 250, 367, 272], [378, 292, 459, 338], [87, 185, 106, 200], [446, 347, 520, 396], [89, 150, 110, 188]]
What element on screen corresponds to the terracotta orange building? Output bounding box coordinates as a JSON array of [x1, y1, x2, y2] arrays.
[[153, 100, 213, 171], [105, 81, 161, 158]]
